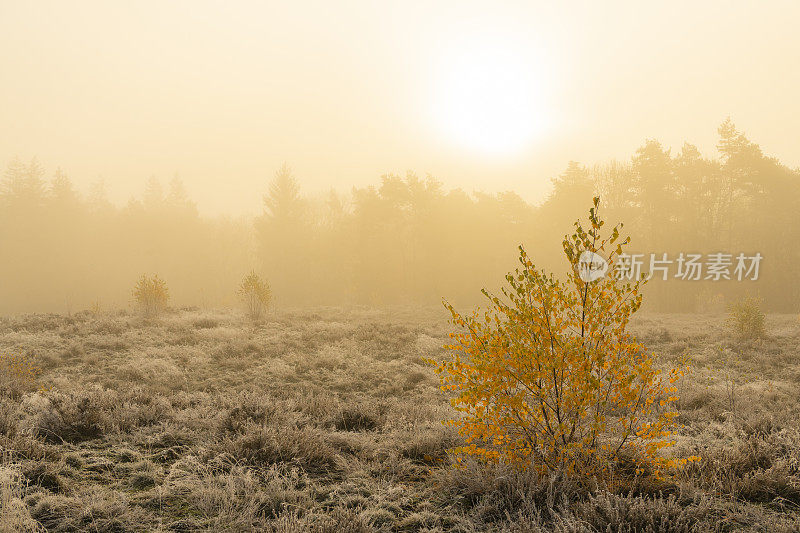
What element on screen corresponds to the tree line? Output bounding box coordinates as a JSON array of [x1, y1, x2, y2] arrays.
[[1, 119, 797, 314]]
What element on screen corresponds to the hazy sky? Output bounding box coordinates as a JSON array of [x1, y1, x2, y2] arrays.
[[2, 1, 799, 215]]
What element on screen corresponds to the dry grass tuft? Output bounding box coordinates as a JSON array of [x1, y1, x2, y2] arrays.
[[1, 456, 45, 533]]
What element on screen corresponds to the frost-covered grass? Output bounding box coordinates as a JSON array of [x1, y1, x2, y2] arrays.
[[1, 307, 799, 531]]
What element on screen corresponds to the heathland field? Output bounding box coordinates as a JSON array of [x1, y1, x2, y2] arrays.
[[1, 307, 800, 532]]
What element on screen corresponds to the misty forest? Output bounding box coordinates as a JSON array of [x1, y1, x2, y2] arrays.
[[1, 120, 795, 315]]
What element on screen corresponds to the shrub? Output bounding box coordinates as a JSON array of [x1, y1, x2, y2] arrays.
[[132, 274, 169, 318], [237, 271, 272, 322], [430, 197, 695, 481], [728, 295, 766, 341], [0, 352, 40, 399]]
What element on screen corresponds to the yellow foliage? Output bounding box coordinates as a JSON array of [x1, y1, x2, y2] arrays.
[[728, 295, 766, 340], [430, 197, 692, 480], [238, 271, 272, 322], [0, 352, 41, 399], [132, 274, 169, 318]]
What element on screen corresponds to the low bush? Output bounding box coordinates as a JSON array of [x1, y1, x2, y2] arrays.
[[238, 272, 272, 322], [132, 274, 169, 318], [431, 198, 694, 480], [0, 352, 40, 399], [728, 295, 766, 341]]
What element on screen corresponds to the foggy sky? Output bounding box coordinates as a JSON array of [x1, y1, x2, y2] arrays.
[[2, 0, 799, 215]]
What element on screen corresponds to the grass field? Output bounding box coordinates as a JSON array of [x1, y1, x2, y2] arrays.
[[1, 307, 800, 532]]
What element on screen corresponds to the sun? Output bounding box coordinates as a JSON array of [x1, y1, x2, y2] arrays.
[[431, 40, 549, 155]]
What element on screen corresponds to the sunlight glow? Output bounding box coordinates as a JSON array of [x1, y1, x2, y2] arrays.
[[432, 40, 549, 155]]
